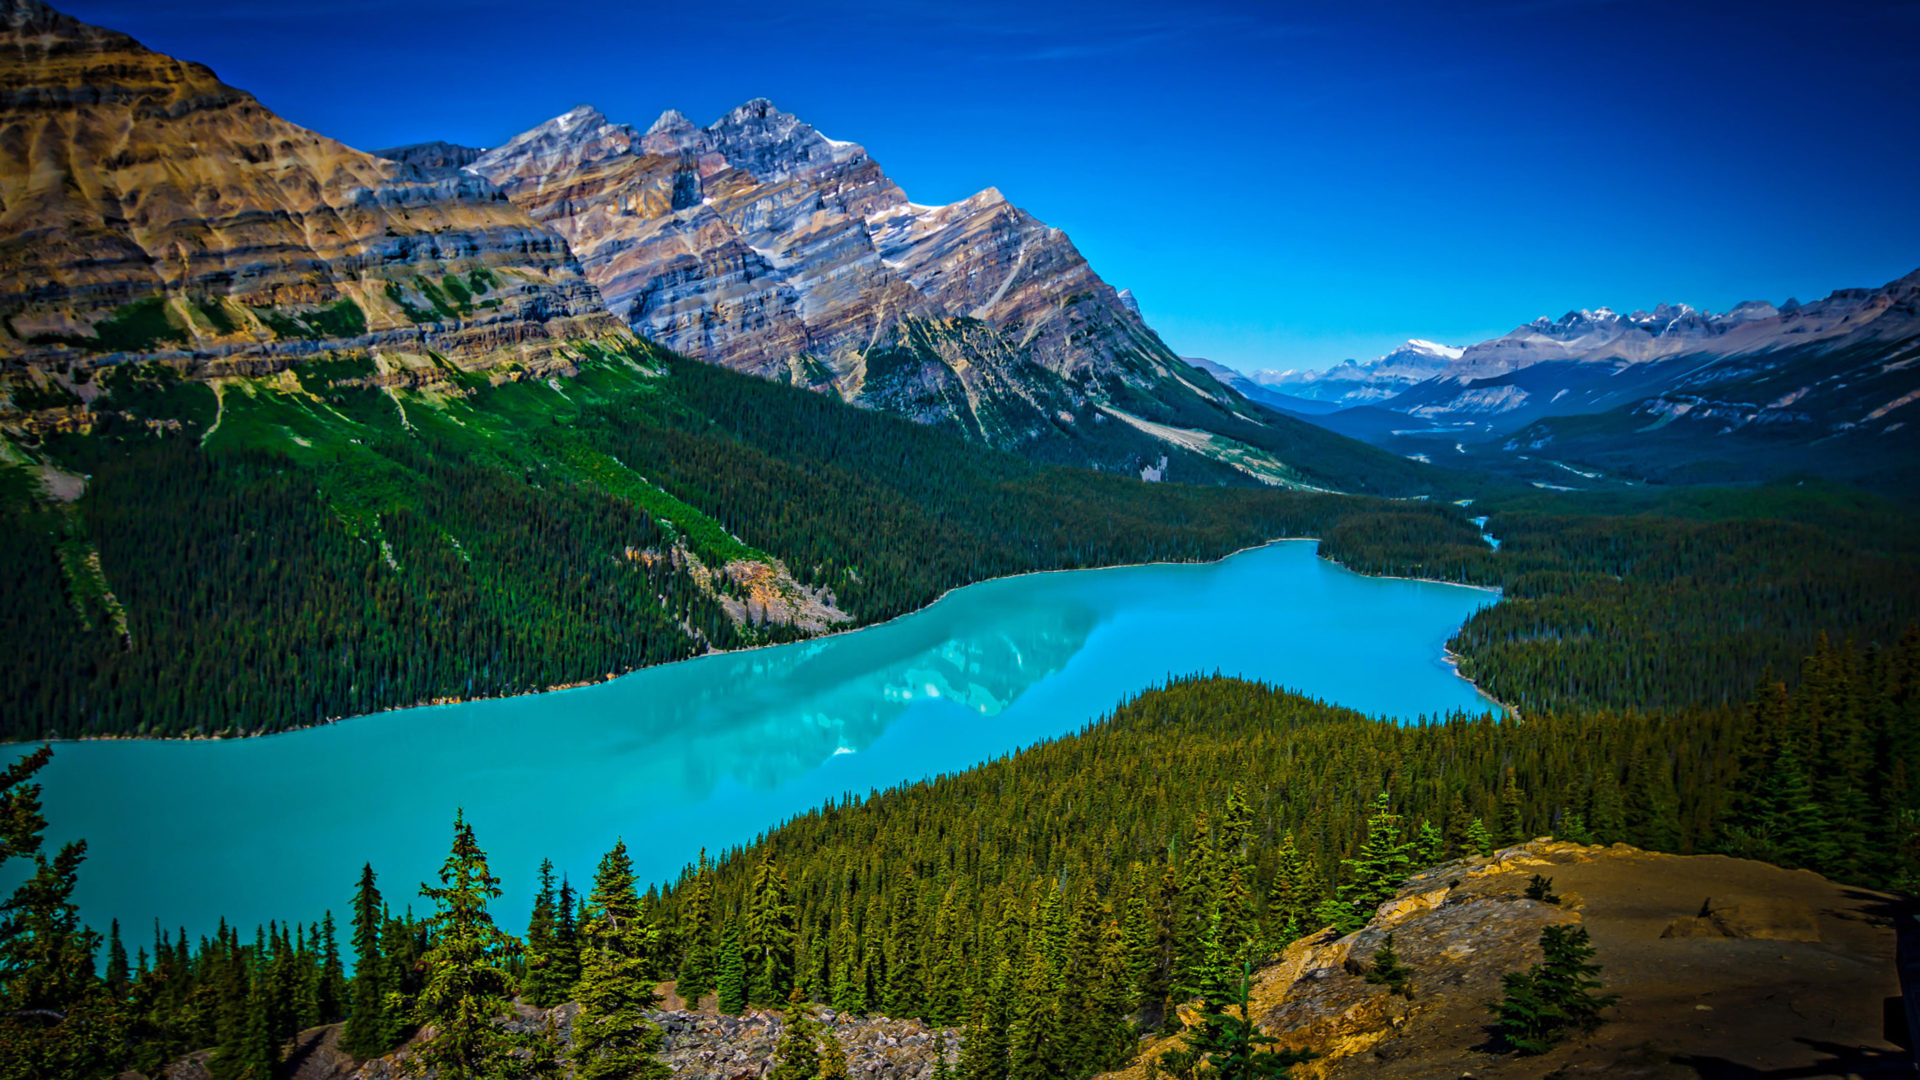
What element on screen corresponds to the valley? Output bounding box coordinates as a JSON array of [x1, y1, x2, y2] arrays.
[[0, 1, 1913, 1079]]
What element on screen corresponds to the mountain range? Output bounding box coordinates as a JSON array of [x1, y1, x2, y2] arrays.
[[0, 0, 1438, 497], [1246, 270, 1920, 489], [375, 103, 1432, 491]]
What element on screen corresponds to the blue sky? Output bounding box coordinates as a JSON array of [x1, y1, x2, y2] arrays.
[[61, 0, 1920, 372]]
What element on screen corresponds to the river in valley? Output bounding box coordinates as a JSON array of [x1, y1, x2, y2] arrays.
[[16, 540, 1498, 943]]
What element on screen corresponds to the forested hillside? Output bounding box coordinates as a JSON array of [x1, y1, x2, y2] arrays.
[[11, 630, 1912, 1079], [0, 341, 1477, 740]]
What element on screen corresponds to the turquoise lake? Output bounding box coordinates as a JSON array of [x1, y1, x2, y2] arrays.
[[22, 540, 1497, 944]]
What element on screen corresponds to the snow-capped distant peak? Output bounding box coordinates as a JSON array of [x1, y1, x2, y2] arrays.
[[1405, 339, 1465, 360]]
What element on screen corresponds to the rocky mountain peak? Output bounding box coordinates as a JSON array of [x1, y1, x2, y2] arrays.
[[646, 108, 694, 135], [2, 0, 76, 34], [467, 104, 639, 179]]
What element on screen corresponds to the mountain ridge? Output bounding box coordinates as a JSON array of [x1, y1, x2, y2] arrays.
[[0, 0, 623, 386]]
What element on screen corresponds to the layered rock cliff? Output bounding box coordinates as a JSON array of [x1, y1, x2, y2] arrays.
[[0, 0, 621, 387]]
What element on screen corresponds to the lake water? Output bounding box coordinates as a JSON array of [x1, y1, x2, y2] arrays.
[[17, 541, 1497, 945]]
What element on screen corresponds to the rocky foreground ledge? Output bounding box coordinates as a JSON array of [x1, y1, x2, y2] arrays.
[[143, 840, 1904, 1080], [1105, 839, 1906, 1080]]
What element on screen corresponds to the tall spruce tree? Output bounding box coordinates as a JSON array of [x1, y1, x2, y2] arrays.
[[573, 840, 669, 1080], [339, 864, 390, 1059], [522, 859, 568, 1008], [1333, 793, 1410, 931], [676, 850, 716, 1008], [318, 912, 347, 1023], [746, 856, 797, 1008], [717, 923, 748, 1014], [412, 812, 525, 1080]]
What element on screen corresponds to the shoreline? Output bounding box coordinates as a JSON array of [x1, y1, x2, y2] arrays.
[[42, 536, 1507, 744]]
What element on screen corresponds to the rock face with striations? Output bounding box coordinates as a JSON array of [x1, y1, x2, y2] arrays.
[[455, 100, 1265, 456], [0, 0, 621, 383]]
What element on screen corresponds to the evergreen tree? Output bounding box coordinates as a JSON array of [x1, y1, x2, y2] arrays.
[[957, 959, 1012, 1080], [828, 890, 865, 1014], [1333, 793, 1409, 931], [574, 840, 669, 1080], [746, 857, 797, 1008], [1363, 934, 1412, 998], [819, 1026, 853, 1080], [882, 871, 924, 1019], [1489, 924, 1616, 1055], [0, 747, 117, 1080], [412, 812, 525, 1080], [1264, 834, 1321, 947], [522, 859, 568, 1008], [717, 924, 748, 1014], [768, 987, 821, 1080], [1464, 818, 1495, 857], [676, 850, 716, 1008], [1162, 962, 1312, 1079], [340, 864, 390, 1059], [105, 919, 130, 997], [318, 913, 347, 1024], [1498, 767, 1526, 846], [554, 875, 583, 993], [1411, 820, 1445, 868]]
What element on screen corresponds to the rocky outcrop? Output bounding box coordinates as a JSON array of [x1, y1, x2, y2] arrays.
[[455, 99, 1273, 463], [1103, 839, 1906, 1079], [335, 1003, 959, 1080], [0, 0, 623, 384]]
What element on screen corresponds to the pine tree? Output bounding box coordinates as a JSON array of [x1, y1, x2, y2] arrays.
[[925, 883, 965, 1025], [1264, 833, 1321, 946], [1443, 793, 1473, 857], [676, 850, 716, 1008], [318, 912, 347, 1023], [1363, 933, 1412, 998], [412, 812, 526, 1080], [746, 856, 797, 1008], [717, 923, 748, 1014], [1464, 818, 1495, 857], [554, 875, 583, 993], [340, 863, 390, 1059], [0, 747, 117, 1080], [1498, 767, 1526, 846], [828, 890, 865, 1014], [105, 919, 130, 997], [819, 1026, 853, 1080], [882, 871, 924, 1019], [1411, 820, 1445, 868], [1333, 793, 1409, 931], [768, 987, 822, 1080], [1166, 962, 1313, 1079], [957, 958, 1012, 1080], [574, 840, 670, 1080], [1488, 924, 1616, 1055], [522, 859, 568, 1008], [1007, 927, 1065, 1080]]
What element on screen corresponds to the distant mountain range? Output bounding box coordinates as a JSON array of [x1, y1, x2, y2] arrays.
[[374, 103, 1434, 492], [1245, 270, 1920, 489]]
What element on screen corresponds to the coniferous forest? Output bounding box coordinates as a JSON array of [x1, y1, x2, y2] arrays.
[[1, 347, 1915, 1077]]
